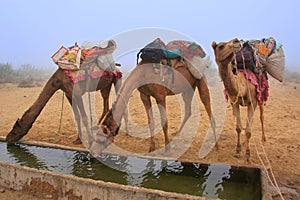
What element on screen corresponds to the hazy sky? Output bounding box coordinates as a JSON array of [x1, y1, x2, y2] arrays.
[[0, 0, 299, 71]]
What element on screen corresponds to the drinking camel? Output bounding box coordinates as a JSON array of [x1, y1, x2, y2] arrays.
[[98, 58, 216, 152], [5, 67, 122, 145]]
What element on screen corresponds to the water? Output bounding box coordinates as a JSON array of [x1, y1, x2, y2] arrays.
[[0, 142, 261, 199]]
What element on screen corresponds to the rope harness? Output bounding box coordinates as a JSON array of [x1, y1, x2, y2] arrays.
[[232, 43, 284, 199]]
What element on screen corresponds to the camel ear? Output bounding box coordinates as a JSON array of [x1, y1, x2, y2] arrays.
[[211, 41, 217, 50]]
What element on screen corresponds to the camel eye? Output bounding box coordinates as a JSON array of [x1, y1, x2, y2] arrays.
[[104, 125, 110, 134], [218, 45, 225, 50]]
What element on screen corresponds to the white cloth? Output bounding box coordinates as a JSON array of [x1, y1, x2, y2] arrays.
[[81, 40, 116, 50], [187, 55, 211, 79]]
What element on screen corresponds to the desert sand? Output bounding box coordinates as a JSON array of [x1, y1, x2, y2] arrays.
[[0, 70, 299, 199]]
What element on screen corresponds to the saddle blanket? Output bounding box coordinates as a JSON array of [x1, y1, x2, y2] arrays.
[[63, 64, 122, 83], [52, 40, 117, 71], [225, 69, 269, 106], [166, 40, 210, 79], [166, 40, 206, 59]]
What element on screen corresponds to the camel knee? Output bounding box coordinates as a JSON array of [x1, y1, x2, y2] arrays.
[[236, 127, 242, 134], [245, 130, 251, 140]]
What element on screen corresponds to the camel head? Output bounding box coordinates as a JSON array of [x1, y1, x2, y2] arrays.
[[97, 107, 120, 142], [6, 119, 26, 144], [212, 38, 240, 64], [89, 109, 120, 157]]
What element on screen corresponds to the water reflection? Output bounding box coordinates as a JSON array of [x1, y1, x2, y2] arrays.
[[6, 143, 48, 170], [201, 164, 231, 198], [0, 142, 261, 200]]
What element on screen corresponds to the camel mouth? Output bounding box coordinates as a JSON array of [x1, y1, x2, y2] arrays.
[[216, 50, 235, 63], [5, 136, 16, 145], [212, 38, 241, 63], [213, 44, 235, 63], [94, 126, 114, 145]]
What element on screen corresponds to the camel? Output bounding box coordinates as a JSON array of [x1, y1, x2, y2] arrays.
[[97, 59, 216, 153], [5, 67, 122, 145], [212, 38, 268, 163]]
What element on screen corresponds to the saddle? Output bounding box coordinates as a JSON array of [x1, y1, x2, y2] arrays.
[[136, 38, 167, 64], [52, 40, 117, 72], [232, 37, 285, 82], [234, 42, 258, 73], [137, 38, 209, 80], [137, 38, 207, 63]]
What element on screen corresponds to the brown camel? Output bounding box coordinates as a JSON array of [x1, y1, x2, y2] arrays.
[[212, 39, 268, 163], [97, 59, 216, 153], [5, 67, 122, 145]]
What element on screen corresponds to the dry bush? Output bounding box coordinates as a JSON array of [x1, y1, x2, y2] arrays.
[[0, 63, 54, 86], [17, 77, 35, 88], [284, 70, 300, 83]]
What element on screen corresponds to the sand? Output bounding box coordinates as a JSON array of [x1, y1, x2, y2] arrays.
[[0, 72, 299, 199]]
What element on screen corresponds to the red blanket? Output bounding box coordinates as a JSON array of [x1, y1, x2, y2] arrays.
[[225, 69, 269, 106], [166, 40, 206, 60], [63, 66, 122, 83]]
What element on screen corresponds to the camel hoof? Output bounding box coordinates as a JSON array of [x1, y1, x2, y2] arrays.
[[214, 142, 219, 151], [149, 144, 156, 152], [236, 144, 242, 154], [234, 153, 241, 158], [165, 145, 171, 153], [244, 149, 251, 164], [244, 158, 252, 164], [73, 138, 82, 145]]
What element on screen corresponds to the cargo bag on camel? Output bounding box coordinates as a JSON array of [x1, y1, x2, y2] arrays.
[[136, 38, 211, 80]]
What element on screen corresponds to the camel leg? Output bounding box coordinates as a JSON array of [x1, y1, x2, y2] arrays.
[[113, 76, 129, 135], [63, 92, 82, 145], [74, 93, 94, 146], [113, 75, 122, 94], [245, 103, 256, 163], [177, 90, 193, 135], [140, 92, 156, 152], [155, 96, 169, 151], [259, 104, 266, 142], [232, 103, 242, 156], [6, 70, 63, 144], [196, 77, 217, 148], [98, 85, 112, 124]]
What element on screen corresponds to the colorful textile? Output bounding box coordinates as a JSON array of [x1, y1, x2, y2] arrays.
[[81, 40, 116, 63], [63, 65, 122, 83], [52, 46, 81, 70], [166, 40, 206, 60], [52, 40, 117, 70], [247, 37, 277, 67], [225, 69, 269, 106]]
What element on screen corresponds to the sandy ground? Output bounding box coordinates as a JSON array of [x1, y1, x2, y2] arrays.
[[0, 71, 299, 199]]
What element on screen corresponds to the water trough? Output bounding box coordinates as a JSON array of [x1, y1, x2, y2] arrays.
[[0, 136, 269, 199]]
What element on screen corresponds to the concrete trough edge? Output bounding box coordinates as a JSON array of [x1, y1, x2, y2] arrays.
[[0, 160, 209, 200], [0, 136, 270, 199]]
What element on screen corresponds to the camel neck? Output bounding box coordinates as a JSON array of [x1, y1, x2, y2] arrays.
[[219, 61, 239, 97], [111, 67, 141, 123]]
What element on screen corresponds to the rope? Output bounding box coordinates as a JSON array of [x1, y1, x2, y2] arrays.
[[228, 75, 240, 105], [240, 58, 285, 199], [53, 92, 64, 143]]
